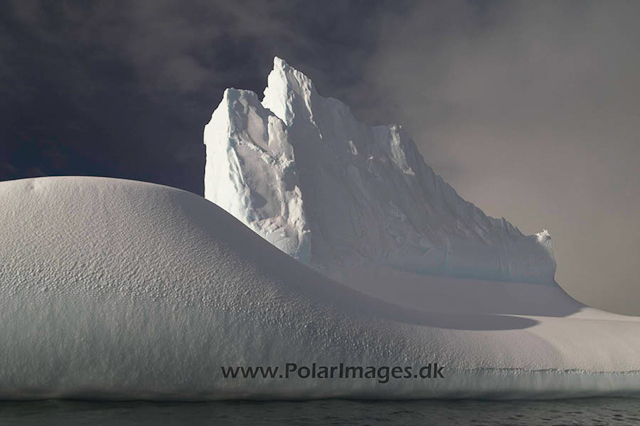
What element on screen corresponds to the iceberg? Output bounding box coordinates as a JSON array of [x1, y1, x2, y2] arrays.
[[0, 58, 639, 400], [0, 177, 639, 400], [204, 58, 557, 309]]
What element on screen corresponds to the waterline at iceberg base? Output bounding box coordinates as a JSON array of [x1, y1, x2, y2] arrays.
[[1, 177, 640, 400]]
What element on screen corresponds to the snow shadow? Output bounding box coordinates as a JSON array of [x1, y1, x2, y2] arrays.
[[178, 192, 568, 332]]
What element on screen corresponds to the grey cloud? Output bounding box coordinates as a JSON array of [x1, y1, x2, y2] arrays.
[[7, 0, 289, 94], [367, 1, 640, 314], [4, 0, 402, 100]]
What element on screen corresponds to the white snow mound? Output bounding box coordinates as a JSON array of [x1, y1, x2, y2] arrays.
[[1, 176, 640, 400], [204, 57, 557, 291]]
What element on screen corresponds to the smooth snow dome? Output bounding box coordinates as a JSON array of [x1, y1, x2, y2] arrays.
[[1, 176, 640, 400], [204, 57, 557, 295]]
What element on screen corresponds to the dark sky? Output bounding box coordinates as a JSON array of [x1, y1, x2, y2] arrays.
[[0, 0, 410, 194], [1, 0, 639, 314]]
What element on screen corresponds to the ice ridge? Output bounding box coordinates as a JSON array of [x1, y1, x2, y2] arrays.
[[204, 57, 557, 288]]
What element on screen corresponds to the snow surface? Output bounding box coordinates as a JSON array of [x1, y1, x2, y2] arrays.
[[1, 176, 640, 400], [204, 57, 557, 291]]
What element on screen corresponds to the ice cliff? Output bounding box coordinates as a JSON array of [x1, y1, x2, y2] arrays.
[[204, 58, 556, 288]]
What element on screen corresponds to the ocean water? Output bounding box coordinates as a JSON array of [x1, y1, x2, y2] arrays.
[[1, 398, 639, 425]]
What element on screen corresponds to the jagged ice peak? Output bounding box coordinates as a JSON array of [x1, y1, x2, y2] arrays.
[[203, 57, 557, 292]]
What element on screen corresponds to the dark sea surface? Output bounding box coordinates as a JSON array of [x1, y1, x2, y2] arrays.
[[1, 398, 640, 426]]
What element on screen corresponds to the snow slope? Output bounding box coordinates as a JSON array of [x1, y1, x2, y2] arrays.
[[1, 176, 639, 400], [204, 57, 557, 290]]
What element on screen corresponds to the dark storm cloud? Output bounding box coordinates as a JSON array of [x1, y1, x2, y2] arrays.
[[0, 0, 409, 193], [4, 0, 399, 97], [368, 1, 640, 314]]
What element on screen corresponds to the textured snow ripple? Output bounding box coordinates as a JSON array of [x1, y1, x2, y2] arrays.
[[1, 177, 640, 400]]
